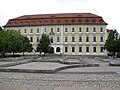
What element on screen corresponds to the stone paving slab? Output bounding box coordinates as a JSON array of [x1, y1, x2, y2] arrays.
[[6, 62, 68, 70], [0, 62, 15, 66]]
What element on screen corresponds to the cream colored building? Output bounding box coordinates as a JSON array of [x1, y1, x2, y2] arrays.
[[4, 13, 108, 55]]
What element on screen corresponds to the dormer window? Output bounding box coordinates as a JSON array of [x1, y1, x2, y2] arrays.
[[78, 19, 82, 23], [65, 20, 68, 23], [50, 20, 54, 24], [57, 20, 61, 23], [37, 20, 41, 24], [8, 22, 11, 25], [19, 21, 23, 25], [86, 19, 89, 24], [25, 21, 28, 24], [92, 19, 96, 24], [71, 19, 75, 23], [14, 22, 17, 24], [99, 19, 103, 23], [44, 20, 47, 24]]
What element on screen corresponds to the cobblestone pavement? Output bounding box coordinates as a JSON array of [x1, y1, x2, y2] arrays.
[[0, 72, 120, 90], [0, 58, 120, 90]]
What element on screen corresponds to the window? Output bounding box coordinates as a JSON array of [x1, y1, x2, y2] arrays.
[[72, 28, 75, 32], [92, 19, 96, 23], [50, 37, 53, 43], [100, 27, 103, 32], [44, 20, 47, 24], [79, 36, 82, 42], [57, 37, 60, 42], [65, 20, 68, 23], [51, 28, 53, 32], [57, 28, 60, 32], [65, 47, 68, 52], [65, 37, 68, 42], [19, 21, 22, 25], [37, 28, 39, 33], [99, 19, 103, 23], [86, 36, 89, 42], [72, 47, 75, 52], [86, 19, 89, 24], [30, 37, 33, 42], [86, 47, 89, 52], [100, 36, 104, 42], [78, 19, 82, 23], [57, 20, 61, 23], [37, 37, 39, 42], [65, 28, 68, 32], [101, 47, 104, 52], [44, 28, 46, 32], [56, 47, 60, 52], [72, 36, 75, 42], [86, 27, 89, 32], [37, 20, 40, 24], [31, 29, 33, 33], [25, 21, 28, 24], [79, 28, 82, 32], [93, 47, 96, 52], [72, 19, 75, 23], [32, 21, 35, 24], [79, 47, 82, 52], [24, 29, 27, 33], [93, 27, 96, 32], [93, 36, 96, 42], [50, 20, 54, 24]]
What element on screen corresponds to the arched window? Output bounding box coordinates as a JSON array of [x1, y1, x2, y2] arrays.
[[50, 47, 54, 53], [56, 47, 60, 52]]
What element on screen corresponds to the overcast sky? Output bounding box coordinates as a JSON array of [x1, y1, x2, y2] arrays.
[[0, 0, 120, 32]]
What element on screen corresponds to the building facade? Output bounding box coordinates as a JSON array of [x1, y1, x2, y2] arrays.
[[4, 13, 108, 55]]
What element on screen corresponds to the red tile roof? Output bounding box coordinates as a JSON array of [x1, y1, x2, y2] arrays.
[[4, 13, 108, 27], [13, 13, 101, 19]]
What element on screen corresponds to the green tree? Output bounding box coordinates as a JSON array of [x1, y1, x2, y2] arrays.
[[8, 30, 23, 58], [37, 34, 51, 56], [104, 30, 119, 57], [0, 29, 10, 57], [22, 36, 33, 56], [116, 36, 120, 57], [0, 26, 2, 31]]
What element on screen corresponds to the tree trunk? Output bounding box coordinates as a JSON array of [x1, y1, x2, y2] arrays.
[[1, 52, 5, 58]]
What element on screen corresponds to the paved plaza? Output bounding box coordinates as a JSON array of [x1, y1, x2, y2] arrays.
[[0, 57, 120, 90]]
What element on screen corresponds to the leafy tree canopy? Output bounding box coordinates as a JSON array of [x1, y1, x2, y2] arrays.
[[37, 34, 51, 56], [104, 29, 120, 57]]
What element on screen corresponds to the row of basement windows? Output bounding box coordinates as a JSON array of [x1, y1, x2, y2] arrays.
[[30, 36, 104, 43], [65, 47, 104, 53], [18, 27, 104, 33]]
